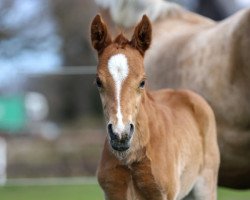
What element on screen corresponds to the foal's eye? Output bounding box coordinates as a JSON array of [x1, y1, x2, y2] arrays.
[[139, 80, 145, 89], [95, 77, 103, 88]]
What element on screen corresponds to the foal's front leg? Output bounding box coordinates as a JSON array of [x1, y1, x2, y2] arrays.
[[97, 141, 132, 200], [98, 164, 131, 200]]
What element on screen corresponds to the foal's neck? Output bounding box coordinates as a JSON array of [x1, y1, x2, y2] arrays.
[[134, 91, 158, 146], [139, 91, 157, 120], [125, 91, 165, 164]]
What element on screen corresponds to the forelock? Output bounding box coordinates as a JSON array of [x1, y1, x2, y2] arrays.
[[114, 33, 129, 49]]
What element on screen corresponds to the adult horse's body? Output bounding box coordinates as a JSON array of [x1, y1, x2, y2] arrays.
[[91, 14, 220, 200], [95, 0, 250, 189]]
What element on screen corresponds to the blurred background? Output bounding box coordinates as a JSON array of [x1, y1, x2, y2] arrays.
[[0, 0, 250, 199]]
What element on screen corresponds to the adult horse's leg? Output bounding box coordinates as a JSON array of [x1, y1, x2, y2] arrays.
[[217, 124, 250, 188]]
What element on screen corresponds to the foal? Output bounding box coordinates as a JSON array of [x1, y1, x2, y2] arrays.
[[91, 14, 220, 200]]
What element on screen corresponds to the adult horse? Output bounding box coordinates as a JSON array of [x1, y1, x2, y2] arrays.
[[91, 14, 220, 200], [95, 0, 250, 189]]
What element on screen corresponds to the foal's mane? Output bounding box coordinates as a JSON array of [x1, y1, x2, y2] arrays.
[[114, 33, 129, 49]]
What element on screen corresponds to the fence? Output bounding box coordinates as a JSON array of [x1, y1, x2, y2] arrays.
[[0, 66, 105, 184]]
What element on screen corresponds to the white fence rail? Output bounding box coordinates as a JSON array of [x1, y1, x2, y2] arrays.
[[17, 66, 97, 76]]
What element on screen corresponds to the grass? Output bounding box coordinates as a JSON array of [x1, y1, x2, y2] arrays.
[[218, 187, 250, 200], [0, 184, 250, 200], [0, 184, 103, 200]]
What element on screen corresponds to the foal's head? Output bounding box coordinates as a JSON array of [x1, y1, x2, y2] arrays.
[[91, 14, 152, 153]]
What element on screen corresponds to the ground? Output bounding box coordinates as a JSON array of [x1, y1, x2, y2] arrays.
[[0, 184, 249, 200]]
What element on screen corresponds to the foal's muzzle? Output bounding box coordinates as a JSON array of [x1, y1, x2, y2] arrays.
[[107, 123, 134, 151]]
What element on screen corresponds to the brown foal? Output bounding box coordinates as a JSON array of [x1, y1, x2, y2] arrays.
[[90, 14, 220, 200]]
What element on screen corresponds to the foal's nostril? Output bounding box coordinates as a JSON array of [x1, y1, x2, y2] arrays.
[[130, 123, 134, 134], [108, 123, 112, 133], [108, 123, 117, 140]]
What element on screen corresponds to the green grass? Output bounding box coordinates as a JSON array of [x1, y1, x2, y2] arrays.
[[0, 184, 250, 200], [218, 187, 250, 200], [0, 184, 103, 200]]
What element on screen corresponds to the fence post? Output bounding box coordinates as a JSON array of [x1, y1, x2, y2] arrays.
[[0, 137, 7, 185]]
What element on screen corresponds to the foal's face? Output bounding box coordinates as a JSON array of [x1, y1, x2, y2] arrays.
[[91, 14, 151, 152], [96, 45, 146, 151]]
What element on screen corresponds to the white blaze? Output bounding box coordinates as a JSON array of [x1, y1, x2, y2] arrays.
[[108, 54, 129, 135]]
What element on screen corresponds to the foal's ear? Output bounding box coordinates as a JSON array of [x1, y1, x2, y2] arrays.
[[130, 15, 152, 56], [91, 14, 112, 54]]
